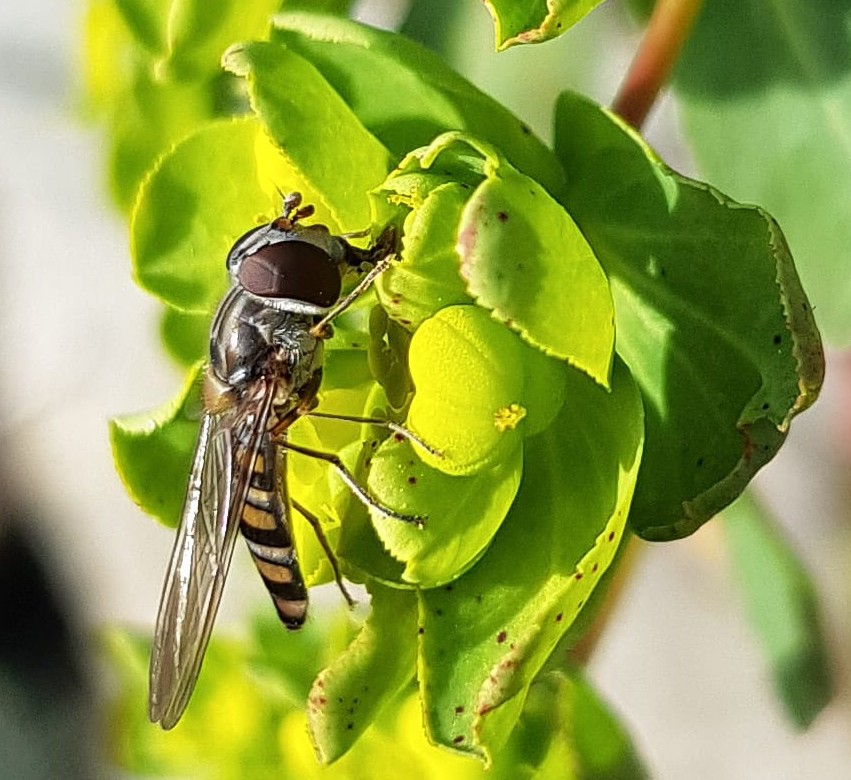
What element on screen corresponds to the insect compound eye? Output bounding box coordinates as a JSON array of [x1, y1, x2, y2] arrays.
[[237, 240, 342, 307]]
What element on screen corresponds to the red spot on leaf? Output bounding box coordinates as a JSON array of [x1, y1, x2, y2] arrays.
[[408, 475, 417, 485], [497, 630, 507, 644], [574, 572, 583, 581], [453, 735, 465, 744], [608, 531, 615, 542], [555, 612, 563, 622], [497, 211, 509, 223], [454, 705, 465, 714]]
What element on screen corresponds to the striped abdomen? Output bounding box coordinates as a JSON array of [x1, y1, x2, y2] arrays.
[[240, 436, 307, 628]]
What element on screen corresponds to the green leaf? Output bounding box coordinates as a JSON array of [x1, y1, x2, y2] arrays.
[[109, 71, 215, 213], [489, 670, 649, 780], [366, 307, 417, 413], [723, 491, 833, 728], [418, 358, 644, 761], [270, 12, 567, 198], [131, 117, 274, 313], [223, 40, 391, 232], [83, 0, 147, 115], [367, 438, 523, 586], [406, 305, 565, 476], [336, 489, 408, 588], [377, 182, 474, 330], [284, 362, 379, 588], [114, 0, 170, 54], [160, 305, 210, 367], [83, 0, 217, 213], [375, 132, 614, 387], [563, 672, 650, 780], [160, 0, 281, 81], [108, 614, 505, 778], [106, 614, 355, 778], [331, 385, 417, 589], [108, 363, 203, 526], [482, 0, 606, 51], [674, 0, 851, 347], [281, 0, 354, 12], [553, 91, 824, 541], [308, 585, 418, 763], [249, 611, 356, 708], [458, 160, 614, 386]]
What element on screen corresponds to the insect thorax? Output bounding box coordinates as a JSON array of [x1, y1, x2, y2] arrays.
[[208, 288, 323, 393]]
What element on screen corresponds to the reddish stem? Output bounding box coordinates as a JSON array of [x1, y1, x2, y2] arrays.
[[612, 0, 705, 129]]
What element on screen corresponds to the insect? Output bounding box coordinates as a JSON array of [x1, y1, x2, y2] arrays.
[[149, 194, 426, 729]]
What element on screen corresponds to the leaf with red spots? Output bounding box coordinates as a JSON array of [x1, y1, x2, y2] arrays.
[[308, 585, 418, 763], [457, 163, 614, 387], [417, 358, 643, 761], [554, 92, 824, 541], [374, 132, 614, 389], [376, 182, 473, 330], [367, 436, 523, 586]]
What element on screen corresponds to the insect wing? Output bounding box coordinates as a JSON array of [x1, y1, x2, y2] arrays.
[[149, 380, 275, 729]]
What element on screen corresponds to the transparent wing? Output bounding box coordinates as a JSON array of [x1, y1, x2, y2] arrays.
[[148, 378, 276, 729]]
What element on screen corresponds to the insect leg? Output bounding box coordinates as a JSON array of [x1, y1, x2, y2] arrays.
[[339, 227, 371, 240], [275, 439, 425, 528], [304, 411, 442, 458], [310, 255, 394, 339], [290, 498, 357, 608]]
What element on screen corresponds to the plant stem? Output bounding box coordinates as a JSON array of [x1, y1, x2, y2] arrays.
[[612, 0, 705, 129]]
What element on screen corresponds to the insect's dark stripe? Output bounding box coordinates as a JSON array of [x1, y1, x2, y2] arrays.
[[272, 594, 308, 629], [239, 436, 308, 629], [240, 523, 292, 547], [248, 453, 276, 492], [260, 573, 306, 600]]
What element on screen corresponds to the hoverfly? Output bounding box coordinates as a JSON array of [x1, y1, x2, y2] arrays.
[[149, 194, 425, 729]]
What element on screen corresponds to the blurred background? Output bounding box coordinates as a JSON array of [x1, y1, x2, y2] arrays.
[[1, 0, 849, 777]]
